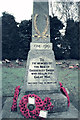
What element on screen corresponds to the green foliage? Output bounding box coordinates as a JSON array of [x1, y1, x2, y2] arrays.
[[2, 12, 20, 60], [50, 16, 65, 59], [50, 16, 79, 60], [18, 20, 32, 59], [65, 19, 79, 59], [2, 12, 32, 60]]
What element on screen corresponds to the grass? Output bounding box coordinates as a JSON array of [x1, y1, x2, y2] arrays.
[[2, 60, 79, 109], [2, 67, 26, 96], [57, 65, 78, 109]]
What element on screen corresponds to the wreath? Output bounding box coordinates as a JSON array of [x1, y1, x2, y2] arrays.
[[59, 82, 70, 107], [11, 86, 20, 111], [11, 82, 70, 118], [19, 94, 54, 119]]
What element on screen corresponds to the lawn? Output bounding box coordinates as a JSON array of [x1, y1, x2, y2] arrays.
[[2, 60, 79, 109]]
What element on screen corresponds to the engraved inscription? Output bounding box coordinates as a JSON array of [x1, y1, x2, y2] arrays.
[[30, 43, 52, 50], [27, 57, 55, 85]]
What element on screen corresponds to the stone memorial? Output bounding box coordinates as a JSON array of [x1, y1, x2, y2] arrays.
[[24, 1, 59, 91], [17, 0, 68, 114], [2, 1, 79, 119]]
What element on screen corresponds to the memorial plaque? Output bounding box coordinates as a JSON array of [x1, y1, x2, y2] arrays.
[[28, 57, 54, 82], [25, 50, 59, 91], [27, 56, 58, 89]]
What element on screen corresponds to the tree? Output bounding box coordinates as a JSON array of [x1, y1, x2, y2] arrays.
[[50, 16, 65, 59], [65, 19, 79, 59], [50, 2, 79, 23], [2, 12, 20, 60], [18, 19, 32, 59], [50, 2, 79, 59], [2, 12, 32, 60]]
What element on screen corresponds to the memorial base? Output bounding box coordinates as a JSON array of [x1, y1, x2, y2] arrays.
[[17, 89, 68, 113], [2, 97, 78, 118]]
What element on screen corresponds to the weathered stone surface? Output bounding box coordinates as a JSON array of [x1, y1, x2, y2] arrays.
[[32, 1, 50, 43]]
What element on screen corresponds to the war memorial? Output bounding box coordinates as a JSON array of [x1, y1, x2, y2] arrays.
[[2, 0, 78, 119]]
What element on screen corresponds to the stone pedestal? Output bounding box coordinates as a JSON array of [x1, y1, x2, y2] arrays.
[[17, 90, 68, 113], [17, 44, 68, 113]]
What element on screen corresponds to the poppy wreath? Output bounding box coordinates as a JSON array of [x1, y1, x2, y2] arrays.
[[59, 82, 70, 107], [42, 97, 54, 111], [11, 81, 70, 118], [19, 94, 54, 119], [11, 86, 20, 111]]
